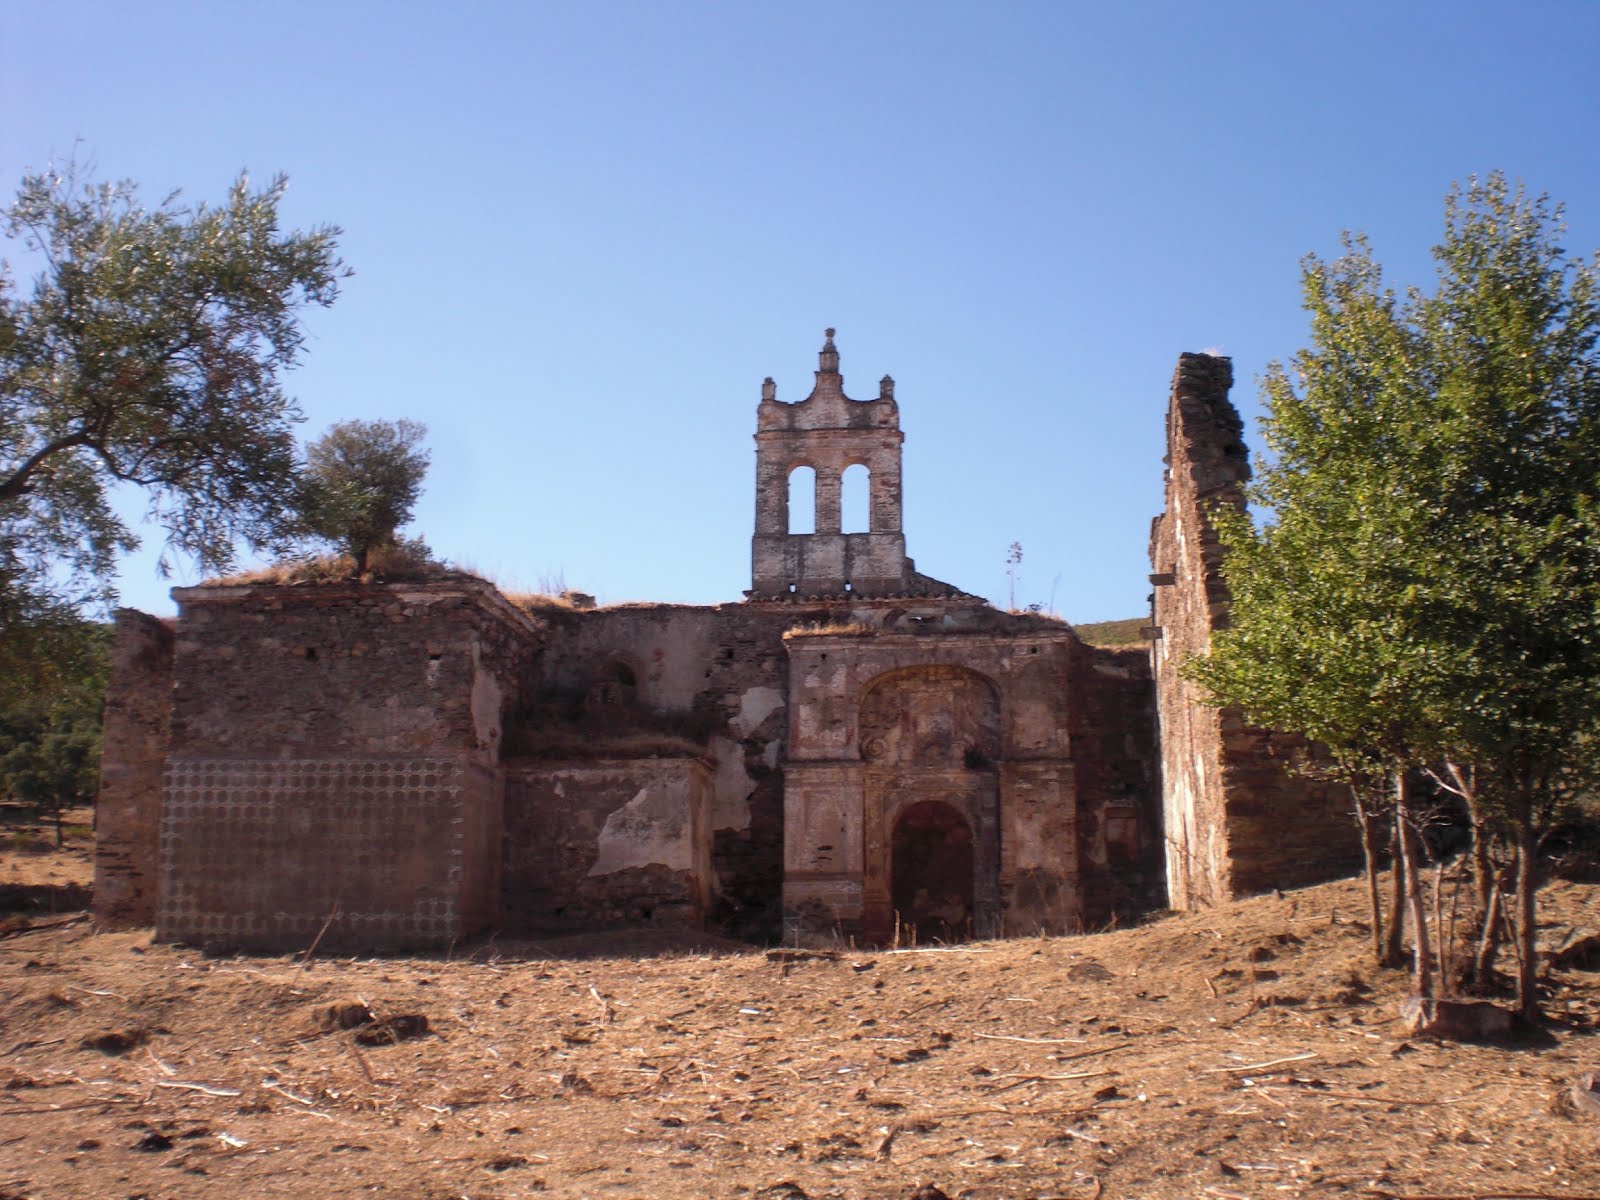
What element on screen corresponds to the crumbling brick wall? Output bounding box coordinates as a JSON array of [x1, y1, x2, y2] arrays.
[[1149, 353, 1360, 907], [501, 757, 713, 932], [93, 611, 175, 927], [153, 578, 541, 951], [1069, 643, 1164, 924], [521, 602, 799, 940]]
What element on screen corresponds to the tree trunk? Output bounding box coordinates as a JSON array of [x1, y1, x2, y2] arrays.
[[1384, 819, 1407, 968], [1395, 772, 1433, 997], [1512, 796, 1540, 1021], [1433, 860, 1455, 996], [1447, 761, 1493, 918], [1471, 862, 1508, 986], [1354, 791, 1387, 967]]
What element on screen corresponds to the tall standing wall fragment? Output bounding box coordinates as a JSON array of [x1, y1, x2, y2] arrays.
[[94, 611, 176, 927], [1149, 353, 1360, 907]]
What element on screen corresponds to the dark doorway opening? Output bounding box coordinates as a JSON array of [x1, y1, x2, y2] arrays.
[[891, 801, 974, 944]]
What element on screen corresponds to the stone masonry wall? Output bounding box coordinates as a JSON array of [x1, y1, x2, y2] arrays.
[[501, 757, 712, 932], [165, 578, 539, 760], [526, 602, 807, 940], [1150, 353, 1360, 907], [1069, 643, 1164, 925], [154, 579, 540, 950], [93, 611, 175, 928]]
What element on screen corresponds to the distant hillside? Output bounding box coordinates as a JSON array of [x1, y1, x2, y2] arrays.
[[1074, 616, 1146, 647]]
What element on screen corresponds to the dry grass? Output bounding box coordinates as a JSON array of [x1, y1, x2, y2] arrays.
[[206, 544, 457, 588], [504, 590, 586, 614], [2, 861, 1598, 1199], [785, 622, 878, 639]]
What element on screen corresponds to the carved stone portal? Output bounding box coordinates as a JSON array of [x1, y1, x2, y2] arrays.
[[859, 667, 1001, 941], [859, 666, 1001, 768]]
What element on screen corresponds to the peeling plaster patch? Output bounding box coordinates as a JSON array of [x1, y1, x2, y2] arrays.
[[470, 645, 503, 752], [1012, 699, 1056, 752], [732, 685, 783, 738], [1012, 809, 1053, 871], [1093, 659, 1134, 678], [709, 734, 756, 832], [589, 784, 691, 876], [803, 665, 848, 692]]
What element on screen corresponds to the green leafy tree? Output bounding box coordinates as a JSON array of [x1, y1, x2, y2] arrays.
[[0, 163, 347, 642], [299, 418, 430, 573], [1410, 179, 1600, 1016], [1189, 175, 1600, 1017], [0, 619, 109, 843]]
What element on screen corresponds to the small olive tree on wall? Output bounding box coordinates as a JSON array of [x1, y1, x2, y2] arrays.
[[298, 418, 430, 573]]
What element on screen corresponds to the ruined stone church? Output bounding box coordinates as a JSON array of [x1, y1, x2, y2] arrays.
[[93, 333, 1359, 951]]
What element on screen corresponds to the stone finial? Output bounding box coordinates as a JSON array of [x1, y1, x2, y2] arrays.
[[819, 327, 839, 373], [879, 374, 895, 400], [761, 376, 776, 402]]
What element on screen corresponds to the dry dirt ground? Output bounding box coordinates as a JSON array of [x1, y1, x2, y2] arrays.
[[2, 838, 1598, 1200]]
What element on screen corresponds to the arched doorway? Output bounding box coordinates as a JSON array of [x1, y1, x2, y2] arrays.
[[891, 801, 975, 944]]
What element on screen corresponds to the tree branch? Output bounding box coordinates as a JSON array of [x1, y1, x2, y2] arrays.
[[0, 430, 94, 503]]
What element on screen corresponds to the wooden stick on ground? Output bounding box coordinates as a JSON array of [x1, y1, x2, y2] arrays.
[[293, 902, 341, 982], [1201, 1051, 1319, 1075]]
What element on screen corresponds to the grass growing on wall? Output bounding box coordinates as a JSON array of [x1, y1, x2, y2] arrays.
[[1073, 617, 1145, 647]]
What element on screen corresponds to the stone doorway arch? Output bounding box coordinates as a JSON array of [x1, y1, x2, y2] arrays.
[[891, 800, 974, 943], [859, 665, 1002, 943]]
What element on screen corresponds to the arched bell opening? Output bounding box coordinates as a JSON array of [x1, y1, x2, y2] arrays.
[[891, 800, 975, 944]]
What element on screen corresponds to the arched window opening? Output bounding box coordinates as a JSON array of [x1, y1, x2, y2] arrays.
[[788, 465, 816, 535], [587, 658, 639, 712], [841, 464, 871, 533]]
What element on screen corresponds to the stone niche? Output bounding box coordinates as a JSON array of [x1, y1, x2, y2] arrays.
[[501, 757, 713, 932], [134, 577, 541, 952]]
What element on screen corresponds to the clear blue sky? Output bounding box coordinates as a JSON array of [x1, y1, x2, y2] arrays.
[[6, 1, 1599, 622]]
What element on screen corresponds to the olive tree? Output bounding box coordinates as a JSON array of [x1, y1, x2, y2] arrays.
[[298, 418, 430, 573], [0, 163, 347, 655]]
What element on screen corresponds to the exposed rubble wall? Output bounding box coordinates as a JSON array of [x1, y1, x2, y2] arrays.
[[93, 611, 176, 928], [501, 757, 713, 932], [1150, 353, 1360, 908], [523, 602, 798, 939], [1070, 643, 1164, 924]]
